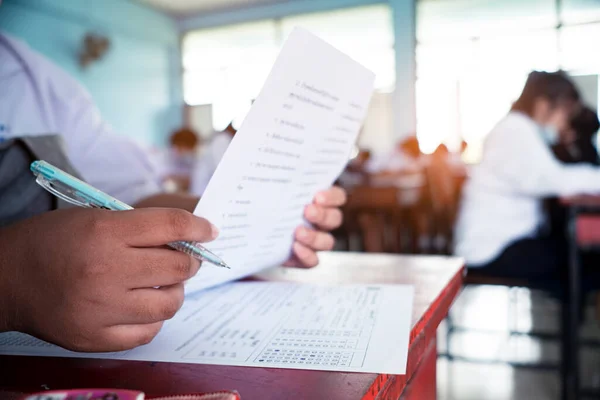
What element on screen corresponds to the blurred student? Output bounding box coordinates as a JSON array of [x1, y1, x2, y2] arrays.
[[368, 136, 427, 203], [0, 31, 346, 352], [160, 126, 202, 192], [552, 106, 599, 165], [546, 106, 600, 243], [455, 71, 600, 280], [427, 144, 461, 253], [337, 147, 371, 188], [366, 135, 424, 174], [190, 122, 236, 195]]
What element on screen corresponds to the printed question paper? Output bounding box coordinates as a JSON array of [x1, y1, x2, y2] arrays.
[[0, 283, 413, 374], [186, 27, 375, 293]]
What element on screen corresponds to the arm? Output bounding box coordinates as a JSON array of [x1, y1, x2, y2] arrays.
[[52, 75, 163, 205], [0, 226, 22, 333], [484, 116, 600, 197]]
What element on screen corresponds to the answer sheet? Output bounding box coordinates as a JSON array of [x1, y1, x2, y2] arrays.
[[187, 28, 375, 293], [0, 282, 413, 374]]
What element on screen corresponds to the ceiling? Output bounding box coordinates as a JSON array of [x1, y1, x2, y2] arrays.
[[136, 0, 292, 16]]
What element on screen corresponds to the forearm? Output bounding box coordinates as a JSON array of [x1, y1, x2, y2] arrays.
[[0, 225, 22, 332], [134, 193, 200, 213]]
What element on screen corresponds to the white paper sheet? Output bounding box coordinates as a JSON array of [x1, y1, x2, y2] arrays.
[[187, 28, 375, 293], [0, 282, 413, 374]]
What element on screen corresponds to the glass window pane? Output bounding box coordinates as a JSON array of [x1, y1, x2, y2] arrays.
[[416, 78, 459, 153], [183, 69, 224, 105], [562, 0, 600, 25], [417, 41, 476, 79], [478, 30, 559, 73], [560, 23, 600, 72], [183, 20, 277, 70], [281, 5, 395, 90], [417, 0, 557, 42], [183, 20, 278, 111]]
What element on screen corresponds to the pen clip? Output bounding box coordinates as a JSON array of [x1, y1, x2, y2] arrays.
[[35, 174, 93, 209]]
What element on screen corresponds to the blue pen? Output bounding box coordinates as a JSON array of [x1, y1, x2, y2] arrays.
[[30, 160, 229, 269]]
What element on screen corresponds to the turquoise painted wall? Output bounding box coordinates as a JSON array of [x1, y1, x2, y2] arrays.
[[0, 0, 182, 146]]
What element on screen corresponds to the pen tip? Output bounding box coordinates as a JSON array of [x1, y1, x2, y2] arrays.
[[220, 261, 231, 269]]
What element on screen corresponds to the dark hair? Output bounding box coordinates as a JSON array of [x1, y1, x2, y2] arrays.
[[170, 127, 200, 149], [433, 143, 449, 157], [224, 122, 237, 136], [571, 106, 599, 138], [399, 135, 421, 158], [511, 71, 580, 116]]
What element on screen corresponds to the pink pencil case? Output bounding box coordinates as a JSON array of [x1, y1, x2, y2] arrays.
[[19, 389, 241, 400]]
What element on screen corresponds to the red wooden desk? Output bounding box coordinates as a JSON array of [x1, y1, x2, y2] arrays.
[[0, 252, 464, 400], [560, 196, 600, 400]]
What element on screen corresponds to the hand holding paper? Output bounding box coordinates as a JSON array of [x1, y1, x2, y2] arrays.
[[186, 28, 375, 293], [287, 186, 347, 268]]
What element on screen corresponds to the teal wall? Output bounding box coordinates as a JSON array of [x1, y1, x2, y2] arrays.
[[0, 0, 182, 146]]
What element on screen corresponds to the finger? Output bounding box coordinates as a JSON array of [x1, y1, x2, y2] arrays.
[[283, 257, 300, 268], [101, 321, 165, 352], [314, 187, 347, 207], [291, 242, 319, 268], [305, 205, 343, 230], [114, 283, 185, 325], [107, 208, 219, 247], [295, 226, 335, 251], [123, 249, 200, 288]]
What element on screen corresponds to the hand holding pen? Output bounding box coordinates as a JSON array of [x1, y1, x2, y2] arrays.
[[30, 160, 229, 269], [0, 205, 218, 352]]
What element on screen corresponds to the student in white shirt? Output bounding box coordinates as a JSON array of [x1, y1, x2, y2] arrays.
[[0, 32, 347, 352], [366, 135, 426, 174], [455, 71, 600, 280]]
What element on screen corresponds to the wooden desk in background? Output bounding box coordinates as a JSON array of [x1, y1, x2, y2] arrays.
[[0, 253, 464, 400]]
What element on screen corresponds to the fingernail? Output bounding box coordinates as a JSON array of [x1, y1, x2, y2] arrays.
[[210, 224, 219, 239], [315, 193, 326, 204]]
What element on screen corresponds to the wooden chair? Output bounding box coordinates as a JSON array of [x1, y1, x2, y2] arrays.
[[424, 159, 463, 254], [342, 185, 405, 253]]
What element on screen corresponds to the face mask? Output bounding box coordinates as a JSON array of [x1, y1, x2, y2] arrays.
[[541, 125, 560, 145]]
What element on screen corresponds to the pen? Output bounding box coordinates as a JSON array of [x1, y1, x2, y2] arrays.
[[30, 160, 230, 269]]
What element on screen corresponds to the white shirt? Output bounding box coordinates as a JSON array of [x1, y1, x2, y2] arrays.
[[0, 33, 161, 205], [365, 150, 423, 174], [455, 112, 600, 266], [190, 132, 232, 196]]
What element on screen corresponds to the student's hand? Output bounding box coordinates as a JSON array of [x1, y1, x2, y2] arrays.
[[286, 186, 347, 268], [0, 208, 217, 352]]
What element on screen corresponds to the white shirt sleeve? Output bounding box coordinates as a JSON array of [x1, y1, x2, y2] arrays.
[[57, 93, 163, 205], [481, 113, 600, 197], [1, 33, 164, 205]]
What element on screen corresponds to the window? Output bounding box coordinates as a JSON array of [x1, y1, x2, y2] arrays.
[[182, 4, 394, 149], [183, 20, 279, 130], [416, 0, 600, 161]]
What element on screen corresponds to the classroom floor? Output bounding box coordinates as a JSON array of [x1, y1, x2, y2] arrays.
[[437, 285, 600, 400]]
